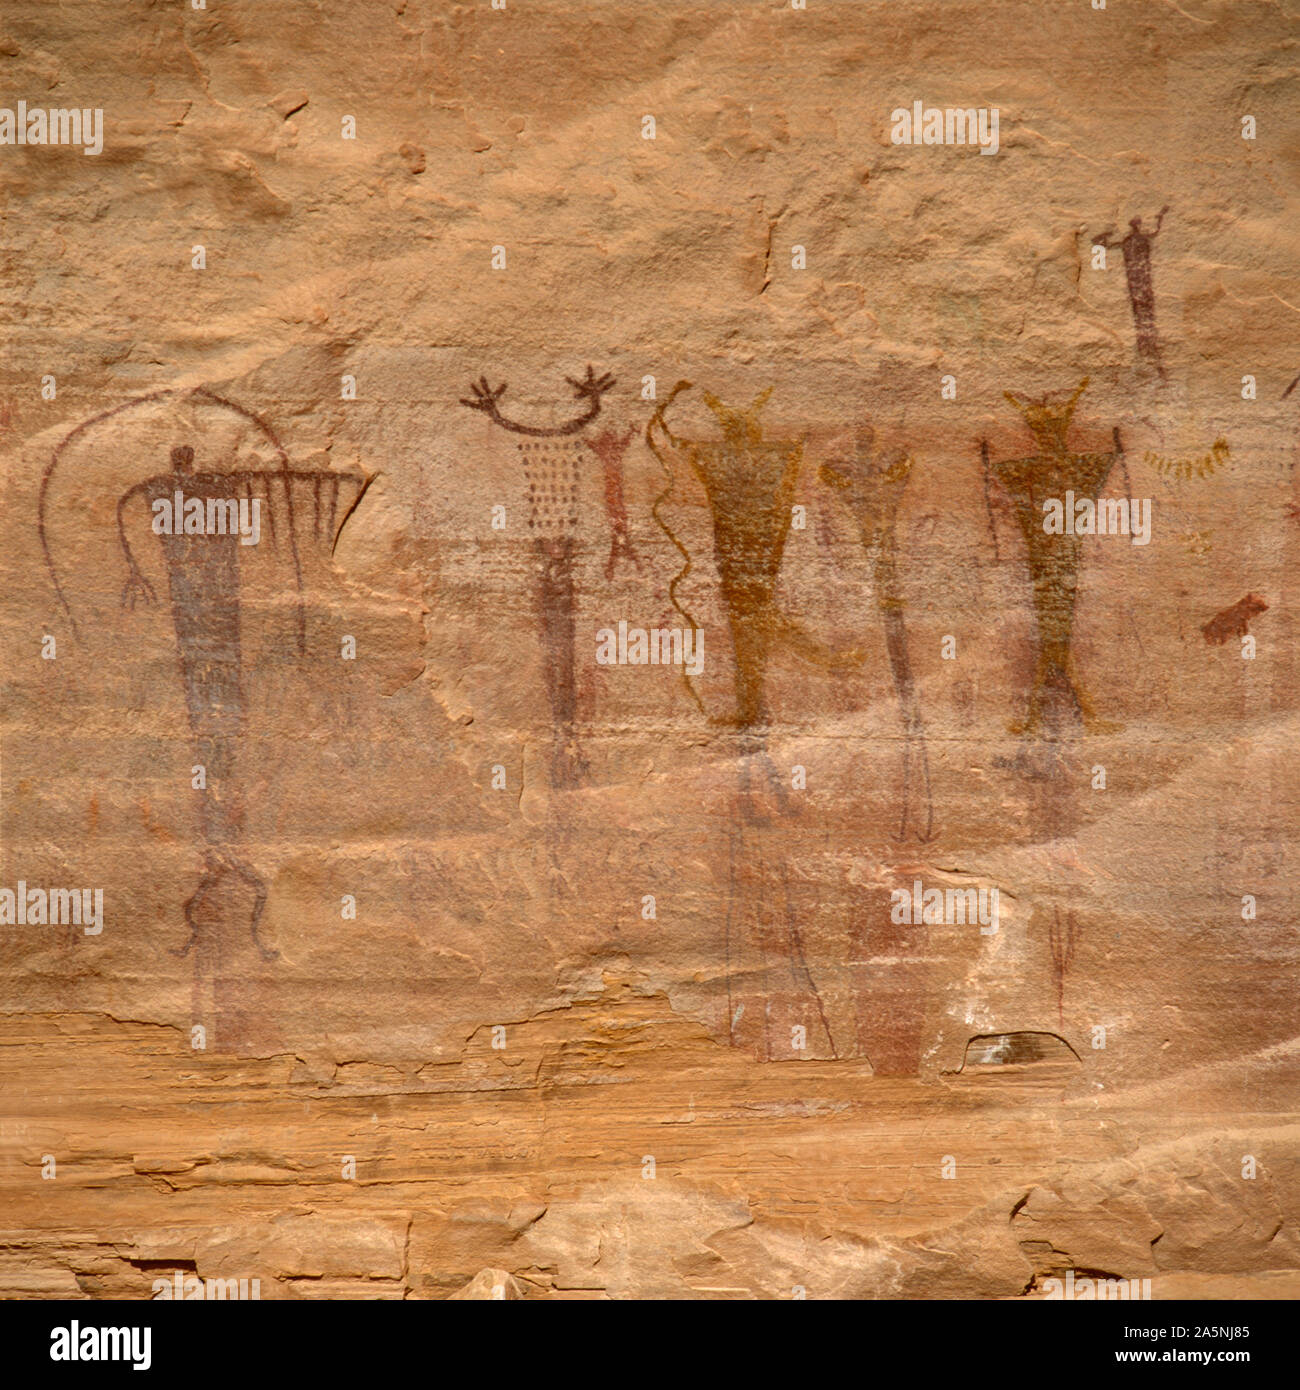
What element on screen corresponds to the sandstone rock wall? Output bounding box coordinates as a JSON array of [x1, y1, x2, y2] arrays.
[[1, 0, 1296, 1299]]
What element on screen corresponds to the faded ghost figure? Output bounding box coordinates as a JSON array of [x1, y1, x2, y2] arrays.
[[722, 848, 839, 1064], [820, 427, 934, 841], [982, 378, 1124, 737], [1048, 905, 1081, 1028]]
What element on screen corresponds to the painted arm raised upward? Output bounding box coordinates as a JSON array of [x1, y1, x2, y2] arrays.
[[460, 364, 615, 436]]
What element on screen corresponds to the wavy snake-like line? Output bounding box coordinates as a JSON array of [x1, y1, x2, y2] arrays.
[[645, 381, 706, 717]]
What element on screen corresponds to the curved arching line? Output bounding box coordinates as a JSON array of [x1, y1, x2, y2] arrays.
[[460, 367, 615, 437], [39, 387, 294, 641]]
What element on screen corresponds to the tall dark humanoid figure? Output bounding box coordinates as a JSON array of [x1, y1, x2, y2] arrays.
[[461, 365, 617, 789]]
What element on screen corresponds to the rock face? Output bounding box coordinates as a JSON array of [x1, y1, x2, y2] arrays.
[[0, 0, 1296, 1300]]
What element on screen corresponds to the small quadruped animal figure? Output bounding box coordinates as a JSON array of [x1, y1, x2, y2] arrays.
[[1201, 594, 1268, 646]]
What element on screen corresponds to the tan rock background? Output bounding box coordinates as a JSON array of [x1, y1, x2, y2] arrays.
[[1, 0, 1297, 1298]]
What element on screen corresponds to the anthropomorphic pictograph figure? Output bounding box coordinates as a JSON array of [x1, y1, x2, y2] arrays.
[[982, 377, 1125, 736], [460, 365, 617, 789], [1097, 207, 1169, 376], [647, 382, 860, 1062], [118, 445, 276, 968], [41, 388, 368, 1048], [586, 425, 642, 580], [820, 427, 934, 841], [647, 380, 862, 817]]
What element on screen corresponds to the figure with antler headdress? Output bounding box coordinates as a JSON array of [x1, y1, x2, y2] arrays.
[[981, 377, 1125, 736], [460, 365, 621, 790]]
